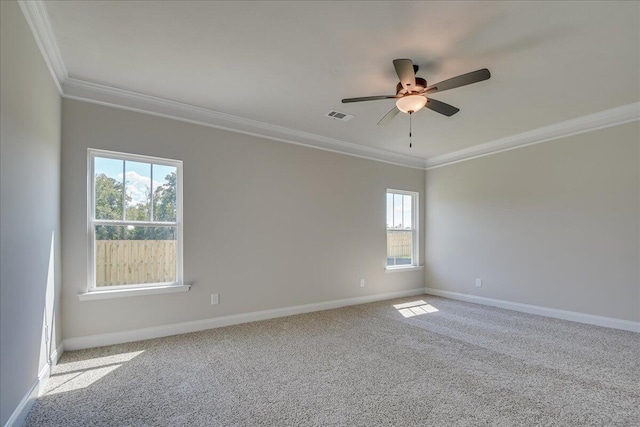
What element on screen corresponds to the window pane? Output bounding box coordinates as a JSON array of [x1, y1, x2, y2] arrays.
[[387, 230, 412, 266], [403, 194, 412, 229], [124, 161, 151, 221], [386, 193, 393, 228], [152, 164, 177, 222], [393, 194, 403, 228], [95, 225, 177, 286], [95, 157, 124, 220]]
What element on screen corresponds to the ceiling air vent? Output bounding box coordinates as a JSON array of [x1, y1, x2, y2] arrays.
[[326, 110, 354, 122]]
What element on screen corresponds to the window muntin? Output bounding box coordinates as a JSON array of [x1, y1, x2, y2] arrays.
[[89, 149, 182, 290], [386, 189, 418, 268]]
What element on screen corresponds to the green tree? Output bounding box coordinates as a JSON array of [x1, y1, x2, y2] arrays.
[[94, 171, 177, 241], [149, 172, 177, 240], [153, 172, 177, 222], [125, 186, 150, 222], [95, 173, 126, 240], [95, 173, 123, 220]]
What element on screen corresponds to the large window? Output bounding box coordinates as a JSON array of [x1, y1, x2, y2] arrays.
[[88, 149, 183, 290], [386, 189, 418, 268]]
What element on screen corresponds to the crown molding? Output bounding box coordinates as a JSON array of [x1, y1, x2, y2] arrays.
[[61, 78, 426, 169], [425, 102, 640, 170], [18, 0, 67, 94], [61, 79, 640, 172]]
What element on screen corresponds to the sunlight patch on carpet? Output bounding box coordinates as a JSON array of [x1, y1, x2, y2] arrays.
[[44, 350, 144, 395], [393, 300, 439, 317]]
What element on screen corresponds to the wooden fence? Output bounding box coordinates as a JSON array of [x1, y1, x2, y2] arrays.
[[95, 240, 176, 287], [96, 232, 410, 287], [387, 230, 412, 258]]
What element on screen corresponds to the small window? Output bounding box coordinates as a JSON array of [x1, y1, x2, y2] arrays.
[[386, 189, 418, 268], [88, 149, 182, 290]]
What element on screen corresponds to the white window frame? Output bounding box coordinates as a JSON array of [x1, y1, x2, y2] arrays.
[[386, 189, 419, 270], [86, 148, 184, 295]]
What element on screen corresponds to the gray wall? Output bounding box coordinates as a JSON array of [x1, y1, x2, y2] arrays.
[[0, 1, 62, 425], [426, 122, 640, 322], [61, 99, 425, 340]]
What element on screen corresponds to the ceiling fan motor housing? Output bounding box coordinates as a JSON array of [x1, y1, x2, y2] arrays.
[[396, 77, 427, 95]]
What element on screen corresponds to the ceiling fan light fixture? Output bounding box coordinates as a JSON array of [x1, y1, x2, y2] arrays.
[[341, 60, 490, 124], [396, 95, 427, 113]]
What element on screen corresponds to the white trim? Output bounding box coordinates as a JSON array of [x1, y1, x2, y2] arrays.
[[92, 220, 178, 227], [61, 78, 640, 172], [4, 377, 38, 427], [425, 102, 640, 170], [59, 80, 640, 172], [36, 341, 63, 395], [36, 357, 51, 397], [3, 342, 63, 427], [385, 265, 424, 273], [88, 148, 181, 168], [79, 284, 191, 301], [17, 0, 67, 94], [51, 342, 63, 366], [386, 189, 419, 268], [64, 287, 425, 350], [423, 287, 640, 333], [62, 78, 426, 169]]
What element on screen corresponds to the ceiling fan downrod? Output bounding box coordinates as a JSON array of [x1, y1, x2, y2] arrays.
[[409, 111, 413, 148]]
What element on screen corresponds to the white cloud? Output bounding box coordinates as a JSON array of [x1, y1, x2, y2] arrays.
[[118, 171, 161, 205]]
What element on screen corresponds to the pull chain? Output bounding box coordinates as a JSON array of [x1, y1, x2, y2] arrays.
[[409, 111, 413, 148]]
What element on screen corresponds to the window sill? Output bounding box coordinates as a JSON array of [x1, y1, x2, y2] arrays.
[[78, 284, 190, 301], [385, 265, 424, 273]]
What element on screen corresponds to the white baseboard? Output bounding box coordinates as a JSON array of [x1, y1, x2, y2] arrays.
[[52, 343, 63, 365], [424, 287, 640, 333], [3, 377, 38, 427], [3, 342, 63, 427], [63, 288, 426, 351]]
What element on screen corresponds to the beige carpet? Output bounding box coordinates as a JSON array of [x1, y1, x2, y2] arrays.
[[25, 296, 640, 426]]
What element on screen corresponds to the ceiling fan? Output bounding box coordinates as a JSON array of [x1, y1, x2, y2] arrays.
[[342, 59, 490, 126]]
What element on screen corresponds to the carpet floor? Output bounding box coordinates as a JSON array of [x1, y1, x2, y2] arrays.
[[25, 296, 640, 426]]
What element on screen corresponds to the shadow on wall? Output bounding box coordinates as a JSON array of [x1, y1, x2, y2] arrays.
[[3, 231, 60, 425], [40, 232, 58, 373]]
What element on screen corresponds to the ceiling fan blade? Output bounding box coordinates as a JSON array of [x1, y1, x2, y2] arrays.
[[377, 106, 400, 126], [426, 98, 460, 117], [393, 59, 416, 92], [342, 95, 399, 103], [425, 69, 490, 94]]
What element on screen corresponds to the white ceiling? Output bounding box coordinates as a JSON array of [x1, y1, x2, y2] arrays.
[[43, 1, 640, 163]]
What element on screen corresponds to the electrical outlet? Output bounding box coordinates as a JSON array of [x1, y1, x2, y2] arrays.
[[475, 278, 482, 287], [360, 279, 365, 287], [211, 293, 219, 305]]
